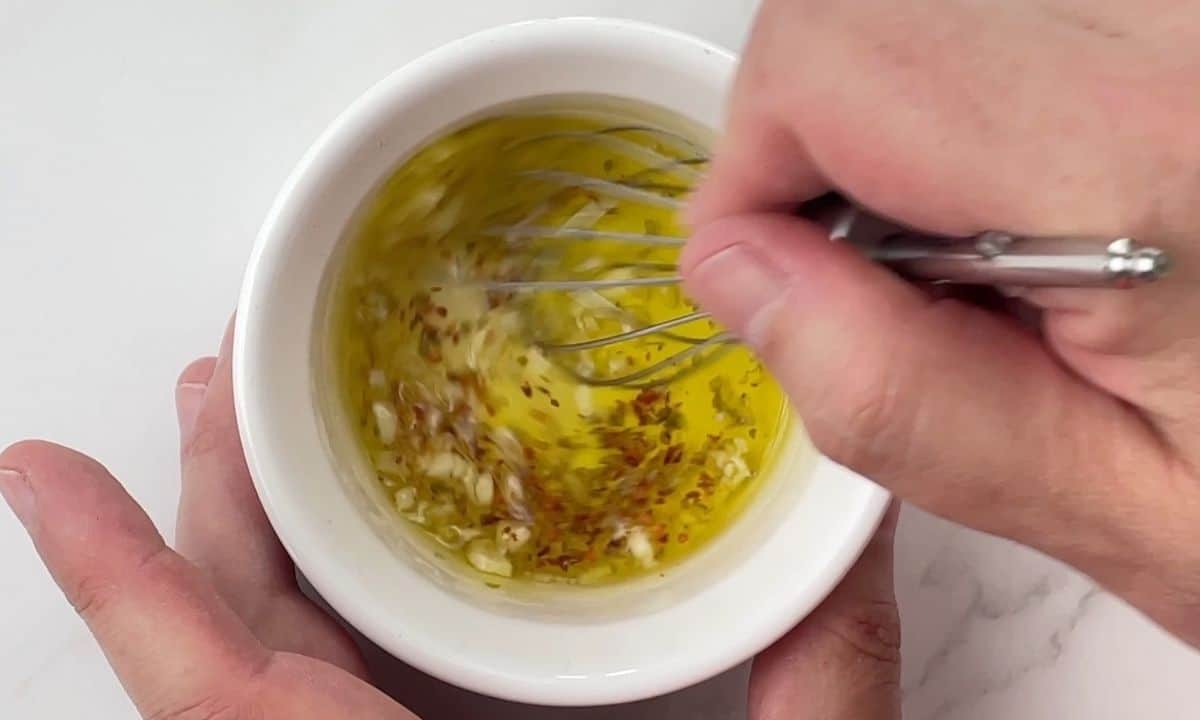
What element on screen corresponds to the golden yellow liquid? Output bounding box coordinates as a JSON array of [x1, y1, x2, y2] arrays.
[[331, 108, 789, 584]]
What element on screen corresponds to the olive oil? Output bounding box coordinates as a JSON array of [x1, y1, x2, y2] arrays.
[[331, 108, 789, 584]]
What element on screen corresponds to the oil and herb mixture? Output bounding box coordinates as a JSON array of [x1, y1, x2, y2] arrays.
[[331, 109, 789, 584]]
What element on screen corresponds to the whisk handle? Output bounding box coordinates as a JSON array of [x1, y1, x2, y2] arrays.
[[801, 195, 1171, 288], [866, 233, 1169, 287]]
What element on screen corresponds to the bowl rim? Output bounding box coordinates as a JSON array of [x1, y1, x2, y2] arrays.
[[234, 16, 890, 706]]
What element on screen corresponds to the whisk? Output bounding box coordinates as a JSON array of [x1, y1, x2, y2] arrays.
[[472, 124, 1171, 389]]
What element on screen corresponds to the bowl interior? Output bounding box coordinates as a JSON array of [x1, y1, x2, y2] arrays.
[[313, 90, 815, 618], [235, 18, 889, 706]]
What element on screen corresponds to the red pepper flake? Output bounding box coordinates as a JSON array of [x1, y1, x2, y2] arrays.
[[664, 444, 684, 465], [636, 388, 661, 404], [434, 305, 448, 317], [623, 447, 645, 467], [632, 388, 668, 425], [677, 532, 689, 543], [520, 382, 533, 398]]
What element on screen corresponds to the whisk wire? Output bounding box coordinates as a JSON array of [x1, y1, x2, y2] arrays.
[[486, 225, 685, 247], [480, 275, 681, 292], [521, 170, 684, 210], [455, 123, 733, 389], [557, 332, 736, 390], [538, 311, 713, 352]]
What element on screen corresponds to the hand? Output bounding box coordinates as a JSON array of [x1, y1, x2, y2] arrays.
[[0, 321, 902, 718], [0, 322, 419, 720], [684, 0, 1200, 647]]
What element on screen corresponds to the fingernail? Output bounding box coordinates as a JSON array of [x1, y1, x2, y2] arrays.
[[175, 383, 207, 440], [686, 244, 789, 349], [0, 467, 35, 527], [219, 313, 237, 359]]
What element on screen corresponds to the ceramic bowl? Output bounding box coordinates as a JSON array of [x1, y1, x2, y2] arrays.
[[233, 17, 889, 706]]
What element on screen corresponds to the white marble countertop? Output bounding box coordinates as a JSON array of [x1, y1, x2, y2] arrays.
[[2, 1, 1198, 717]]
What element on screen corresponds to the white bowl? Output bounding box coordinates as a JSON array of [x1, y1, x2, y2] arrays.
[[233, 17, 889, 707]]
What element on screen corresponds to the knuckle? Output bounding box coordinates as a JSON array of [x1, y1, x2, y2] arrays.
[[806, 299, 969, 478], [69, 545, 174, 621], [145, 654, 273, 720], [843, 379, 901, 450], [816, 599, 903, 666], [145, 694, 244, 720], [69, 573, 117, 621], [182, 415, 239, 465], [808, 355, 912, 475]]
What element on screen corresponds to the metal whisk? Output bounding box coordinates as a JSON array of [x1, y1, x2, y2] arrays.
[[471, 124, 1171, 389]]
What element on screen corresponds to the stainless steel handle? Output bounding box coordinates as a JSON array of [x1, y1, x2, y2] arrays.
[[800, 194, 1172, 288]]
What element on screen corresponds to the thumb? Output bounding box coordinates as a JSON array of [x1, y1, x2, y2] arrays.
[[749, 504, 901, 720], [680, 214, 1161, 556]]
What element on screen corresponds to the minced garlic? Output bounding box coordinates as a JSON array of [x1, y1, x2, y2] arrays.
[[332, 110, 789, 584]]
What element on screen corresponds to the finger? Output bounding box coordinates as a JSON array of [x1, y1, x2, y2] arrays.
[[749, 504, 901, 720], [177, 320, 295, 594], [687, 111, 825, 227], [0, 440, 270, 720], [680, 214, 1173, 567], [686, 6, 826, 227], [1023, 276, 1200, 467], [176, 356, 217, 441], [177, 320, 368, 675]]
